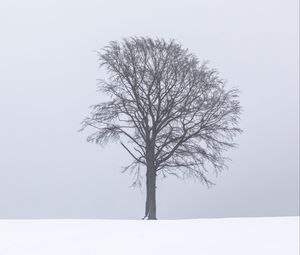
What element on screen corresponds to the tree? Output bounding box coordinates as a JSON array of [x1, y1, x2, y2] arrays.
[[81, 37, 242, 220]]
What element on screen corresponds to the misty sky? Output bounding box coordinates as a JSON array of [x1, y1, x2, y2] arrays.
[[0, 0, 299, 219]]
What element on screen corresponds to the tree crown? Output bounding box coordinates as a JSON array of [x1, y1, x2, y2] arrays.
[[81, 37, 242, 186]]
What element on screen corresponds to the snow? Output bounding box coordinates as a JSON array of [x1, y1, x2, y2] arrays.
[[0, 217, 298, 255]]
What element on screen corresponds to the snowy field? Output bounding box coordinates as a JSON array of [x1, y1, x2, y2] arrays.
[[0, 217, 298, 255]]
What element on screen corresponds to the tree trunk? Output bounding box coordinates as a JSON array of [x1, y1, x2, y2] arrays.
[[143, 143, 157, 220], [146, 169, 157, 220]]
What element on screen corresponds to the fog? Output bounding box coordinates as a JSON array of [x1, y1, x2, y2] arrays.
[[0, 0, 298, 218]]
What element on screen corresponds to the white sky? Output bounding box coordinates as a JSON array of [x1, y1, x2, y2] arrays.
[[0, 0, 299, 219]]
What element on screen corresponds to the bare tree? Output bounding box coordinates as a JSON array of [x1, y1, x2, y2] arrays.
[[81, 37, 242, 220]]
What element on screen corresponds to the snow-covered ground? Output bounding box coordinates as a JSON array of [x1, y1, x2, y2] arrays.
[[0, 217, 298, 255]]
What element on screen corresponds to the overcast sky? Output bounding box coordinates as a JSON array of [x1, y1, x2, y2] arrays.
[[0, 0, 299, 219]]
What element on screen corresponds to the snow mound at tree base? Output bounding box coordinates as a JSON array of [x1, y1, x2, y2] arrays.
[[0, 217, 298, 255]]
